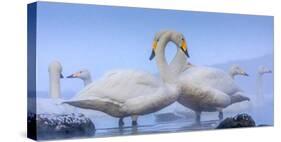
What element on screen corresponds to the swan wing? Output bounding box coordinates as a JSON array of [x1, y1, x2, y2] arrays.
[[67, 70, 178, 116], [73, 70, 161, 101], [180, 66, 242, 95], [178, 82, 231, 111]]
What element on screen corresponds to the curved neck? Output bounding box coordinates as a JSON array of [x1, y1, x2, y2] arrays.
[[155, 33, 188, 82], [49, 71, 61, 99], [169, 45, 187, 75], [155, 38, 171, 82]]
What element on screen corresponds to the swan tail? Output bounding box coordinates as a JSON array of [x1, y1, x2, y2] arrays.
[[230, 94, 250, 104], [63, 99, 125, 117]]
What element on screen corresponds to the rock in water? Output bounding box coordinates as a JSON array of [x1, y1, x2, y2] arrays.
[[29, 113, 95, 140], [216, 113, 256, 129]]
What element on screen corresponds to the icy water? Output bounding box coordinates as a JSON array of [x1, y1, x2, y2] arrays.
[[33, 92, 273, 140], [94, 119, 219, 137], [87, 104, 273, 138]]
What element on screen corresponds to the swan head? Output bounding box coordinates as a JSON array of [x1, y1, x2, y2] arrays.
[[150, 31, 189, 60], [230, 65, 249, 77], [258, 66, 272, 75], [48, 60, 64, 78], [67, 69, 91, 80]]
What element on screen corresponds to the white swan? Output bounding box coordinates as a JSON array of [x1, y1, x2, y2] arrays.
[[36, 60, 68, 114], [229, 65, 249, 79], [67, 69, 92, 86], [63, 31, 188, 126], [149, 32, 250, 122], [256, 65, 272, 106], [48, 60, 64, 99]]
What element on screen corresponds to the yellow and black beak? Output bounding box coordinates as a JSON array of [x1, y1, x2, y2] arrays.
[[149, 40, 157, 60], [180, 39, 189, 58]]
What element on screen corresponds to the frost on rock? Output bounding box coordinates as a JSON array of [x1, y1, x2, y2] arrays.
[[216, 113, 256, 129], [28, 112, 95, 140]]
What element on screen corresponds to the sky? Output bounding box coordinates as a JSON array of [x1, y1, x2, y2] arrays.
[[34, 2, 273, 93]]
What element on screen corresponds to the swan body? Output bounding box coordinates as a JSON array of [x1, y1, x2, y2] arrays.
[[64, 31, 188, 126], [178, 66, 249, 121], [181, 66, 243, 95], [67, 70, 179, 117]]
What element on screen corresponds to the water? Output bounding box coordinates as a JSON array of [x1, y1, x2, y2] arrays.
[[33, 92, 273, 140], [94, 119, 219, 137]]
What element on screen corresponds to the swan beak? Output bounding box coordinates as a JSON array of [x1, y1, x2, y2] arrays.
[[60, 73, 64, 78], [149, 50, 156, 60], [244, 73, 249, 76], [150, 41, 157, 60], [67, 72, 80, 78], [67, 74, 74, 78], [153, 41, 157, 50], [181, 39, 190, 58]]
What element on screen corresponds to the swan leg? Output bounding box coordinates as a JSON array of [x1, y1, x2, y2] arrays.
[[195, 111, 201, 123], [131, 115, 138, 126], [219, 111, 223, 120], [119, 117, 124, 127]]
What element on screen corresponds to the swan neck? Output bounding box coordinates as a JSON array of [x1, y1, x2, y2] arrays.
[[169, 45, 188, 75], [229, 70, 235, 79], [83, 77, 92, 86], [49, 71, 61, 99], [256, 74, 263, 105], [155, 35, 173, 82]]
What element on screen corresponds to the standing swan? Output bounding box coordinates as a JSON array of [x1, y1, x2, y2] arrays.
[[67, 69, 92, 86], [48, 60, 64, 99], [37, 60, 65, 114], [256, 66, 272, 106], [150, 32, 250, 122], [229, 65, 249, 79], [63, 31, 189, 126]]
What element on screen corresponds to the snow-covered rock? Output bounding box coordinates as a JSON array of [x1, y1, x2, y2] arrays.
[[28, 112, 95, 140], [216, 113, 256, 129]]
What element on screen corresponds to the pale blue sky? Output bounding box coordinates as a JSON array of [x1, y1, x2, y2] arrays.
[[35, 2, 273, 93]]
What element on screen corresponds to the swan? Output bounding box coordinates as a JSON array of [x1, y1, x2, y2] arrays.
[[63, 31, 189, 126], [67, 69, 92, 86], [256, 65, 272, 106], [150, 32, 250, 122], [48, 60, 64, 99], [36, 60, 66, 114], [178, 67, 250, 122], [229, 65, 249, 79]]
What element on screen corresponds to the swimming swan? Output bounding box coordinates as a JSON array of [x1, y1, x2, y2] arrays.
[[63, 31, 189, 126]]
